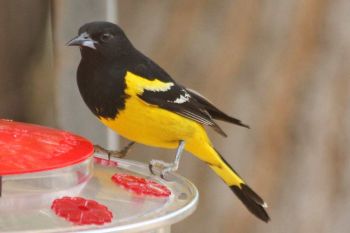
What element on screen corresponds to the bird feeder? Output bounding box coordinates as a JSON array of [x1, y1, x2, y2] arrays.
[[0, 119, 198, 232]]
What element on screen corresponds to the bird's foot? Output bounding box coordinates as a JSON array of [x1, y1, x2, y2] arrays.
[[149, 159, 179, 180], [94, 142, 135, 160], [148, 140, 185, 180]]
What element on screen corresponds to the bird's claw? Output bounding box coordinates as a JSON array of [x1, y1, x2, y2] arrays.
[[148, 163, 155, 175], [148, 159, 178, 180], [94, 144, 129, 160]]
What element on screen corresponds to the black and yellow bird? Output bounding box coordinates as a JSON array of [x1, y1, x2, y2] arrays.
[[67, 21, 270, 222]]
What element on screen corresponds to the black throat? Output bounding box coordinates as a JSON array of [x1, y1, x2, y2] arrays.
[[77, 48, 129, 119]]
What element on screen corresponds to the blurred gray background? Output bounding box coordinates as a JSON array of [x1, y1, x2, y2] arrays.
[[1, 0, 349, 232]]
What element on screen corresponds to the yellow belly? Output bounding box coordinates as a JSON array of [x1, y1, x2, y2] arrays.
[[97, 72, 220, 167], [100, 96, 202, 149], [99, 71, 211, 151]]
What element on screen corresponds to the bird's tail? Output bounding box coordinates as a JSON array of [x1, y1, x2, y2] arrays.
[[203, 146, 270, 222]]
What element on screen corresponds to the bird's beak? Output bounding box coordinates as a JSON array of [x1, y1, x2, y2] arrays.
[[66, 32, 97, 50]]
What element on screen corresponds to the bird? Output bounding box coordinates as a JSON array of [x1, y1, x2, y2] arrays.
[[67, 21, 270, 222]]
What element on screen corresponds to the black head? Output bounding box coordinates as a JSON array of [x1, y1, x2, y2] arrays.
[[67, 21, 134, 59]]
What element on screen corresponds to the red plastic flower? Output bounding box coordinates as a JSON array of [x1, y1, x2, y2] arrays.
[[51, 197, 113, 225], [111, 173, 171, 197]]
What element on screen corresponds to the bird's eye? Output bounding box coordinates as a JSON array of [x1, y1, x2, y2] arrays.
[[100, 33, 113, 42]]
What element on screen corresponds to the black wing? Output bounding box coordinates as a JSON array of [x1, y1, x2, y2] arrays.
[[138, 84, 228, 137], [127, 50, 247, 135], [126, 50, 228, 136], [185, 88, 250, 128]]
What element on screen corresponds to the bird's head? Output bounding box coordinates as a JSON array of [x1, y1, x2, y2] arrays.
[[67, 21, 133, 59]]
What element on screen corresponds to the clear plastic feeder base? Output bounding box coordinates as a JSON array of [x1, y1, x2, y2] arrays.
[[0, 120, 198, 233], [0, 156, 198, 232]]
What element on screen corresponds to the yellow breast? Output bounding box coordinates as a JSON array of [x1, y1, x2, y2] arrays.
[[99, 72, 204, 149]]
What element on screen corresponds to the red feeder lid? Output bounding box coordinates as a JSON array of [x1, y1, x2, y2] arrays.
[[0, 119, 94, 175]]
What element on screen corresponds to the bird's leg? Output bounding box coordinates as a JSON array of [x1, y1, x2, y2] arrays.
[[94, 141, 135, 160], [118, 141, 135, 157], [149, 140, 186, 179]]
